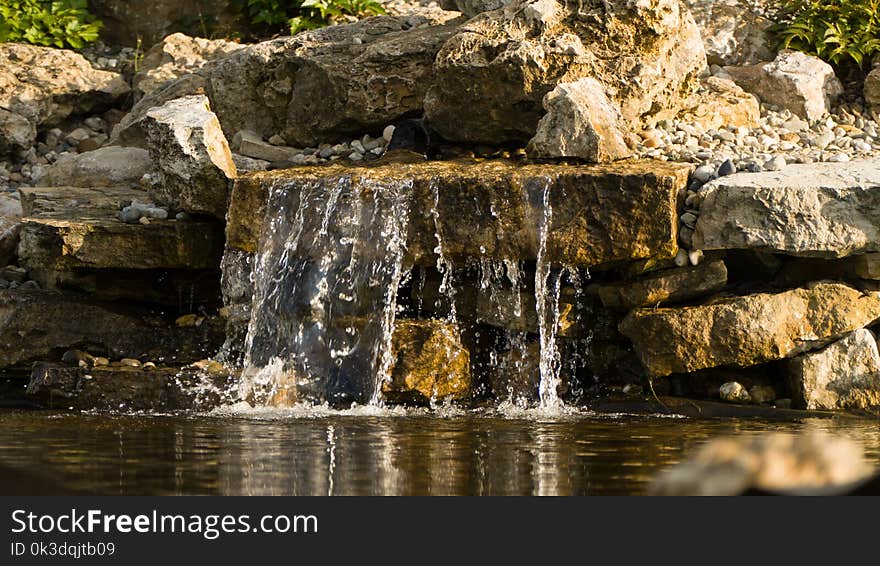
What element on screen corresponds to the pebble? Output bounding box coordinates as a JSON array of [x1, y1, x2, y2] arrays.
[[693, 164, 714, 183], [118, 206, 142, 223], [717, 159, 736, 176], [119, 358, 142, 368], [763, 156, 786, 171], [688, 249, 703, 266], [719, 382, 750, 403], [92, 357, 110, 367], [383, 125, 396, 142], [268, 134, 286, 146], [674, 249, 689, 267], [143, 207, 168, 220]]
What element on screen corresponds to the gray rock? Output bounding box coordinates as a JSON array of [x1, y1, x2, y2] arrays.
[[42, 146, 152, 188], [763, 155, 786, 171], [117, 206, 142, 223], [233, 130, 300, 162], [717, 159, 736, 176], [0, 193, 22, 265], [719, 381, 750, 403]]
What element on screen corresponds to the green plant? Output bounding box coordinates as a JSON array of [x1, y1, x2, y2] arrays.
[[236, 0, 386, 37], [772, 0, 880, 68], [0, 0, 102, 49]]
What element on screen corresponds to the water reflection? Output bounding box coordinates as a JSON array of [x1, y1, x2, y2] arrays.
[[0, 410, 878, 496]]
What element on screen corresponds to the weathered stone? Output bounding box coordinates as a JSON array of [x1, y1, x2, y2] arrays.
[[620, 282, 880, 377], [381, 319, 471, 404], [0, 193, 22, 266], [866, 66, 880, 115], [724, 50, 843, 122], [787, 329, 880, 410], [231, 154, 270, 173], [685, 0, 776, 66], [672, 77, 760, 131], [439, 0, 510, 17], [0, 289, 224, 369], [233, 130, 300, 163], [41, 147, 153, 188], [693, 159, 880, 258], [0, 44, 129, 155], [142, 95, 237, 218], [650, 431, 873, 495], [226, 160, 688, 267], [719, 381, 750, 403], [596, 259, 727, 310], [424, 0, 706, 144], [526, 78, 631, 162], [133, 33, 243, 100]]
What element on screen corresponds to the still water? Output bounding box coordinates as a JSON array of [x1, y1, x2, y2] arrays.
[[1, 407, 879, 495]]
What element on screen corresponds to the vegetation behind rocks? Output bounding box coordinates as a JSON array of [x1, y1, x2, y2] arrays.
[[0, 0, 102, 48]]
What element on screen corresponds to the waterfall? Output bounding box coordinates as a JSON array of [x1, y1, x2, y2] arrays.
[[533, 179, 563, 410], [241, 175, 411, 407]]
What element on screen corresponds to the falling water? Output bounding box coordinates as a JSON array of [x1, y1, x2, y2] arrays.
[[429, 180, 459, 332], [533, 179, 563, 410], [241, 176, 411, 407]]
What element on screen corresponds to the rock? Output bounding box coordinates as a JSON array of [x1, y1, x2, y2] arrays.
[[763, 155, 786, 171], [61, 349, 93, 367], [383, 125, 396, 142], [724, 51, 843, 122], [693, 164, 715, 183], [719, 381, 750, 403], [717, 159, 736, 176], [233, 130, 300, 163], [596, 259, 727, 310], [0, 289, 224, 369], [42, 147, 153, 188], [620, 282, 880, 377], [119, 358, 142, 367], [381, 320, 471, 405], [0, 193, 22, 266], [787, 329, 880, 410], [113, 14, 461, 148], [0, 44, 129, 155], [851, 253, 880, 279], [133, 33, 243, 100], [424, 0, 706, 144], [672, 77, 760, 131], [142, 95, 237, 219], [526, 78, 632, 163], [693, 159, 880, 258], [866, 67, 880, 115], [231, 154, 270, 173], [649, 431, 873, 495], [439, 0, 510, 17], [685, 0, 776, 66], [748, 385, 776, 404], [88, 1, 240, 47]]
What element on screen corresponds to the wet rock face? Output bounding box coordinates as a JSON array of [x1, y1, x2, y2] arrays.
[[787, 329, 880, 411], [693, 159, 880, 258], [0, 44, 129, 155], [424, 0, 706, 145], [620, 282, 880, 377]]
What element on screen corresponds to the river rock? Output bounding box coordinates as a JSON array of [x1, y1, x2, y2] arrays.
[[0, 44, 130, 155], [133, 33, 243, 100], [619, 282, 880, 377], [685, 0, 776, 66], [724, 50, 843, 122], [866, 66, 880, 115], [424, 0, 706, 145], [142, 95, 237, 219], [693, 159, 880, 258], [526, 78, 631, 163], [649, 431, 873, 495], [381, 319, 471, 405], [0, 193, 22, 266], [596, 259, 727, 310], [787, 329, 880, 410], [41, 147, 153, 188]]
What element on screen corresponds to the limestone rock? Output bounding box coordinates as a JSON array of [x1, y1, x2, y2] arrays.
[[42, 147, 153, 188], [381, 320, 471, 404], [673, 77, 760, 131], [133, 33, 243, 100], [0, 44, 130, 155], [142, 95, 237, 218], [724, 50, 843, 122], [685, 0, 776, 66], [232, 130, 300, 163], [596, 259, 727, 310], [787, 329, 880, 410], [865, 66, 880, 115], [526, 78, 631, 163], [693, 159, 880, 258], [0, 193, 22, 266], [620, 282, 880, 377], [439, 0, 510, 17], [424, 0, 706, 145]]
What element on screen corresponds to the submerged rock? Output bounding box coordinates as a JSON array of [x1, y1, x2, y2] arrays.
[[787, 329, 880, 410], [620, 282, 880, 377]]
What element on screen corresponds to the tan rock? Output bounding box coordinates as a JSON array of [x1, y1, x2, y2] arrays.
[[674, 77, 760, 130], [619, 282, 880, 377], [685, 0, 776, 66], [41, 147, 153, 188], [596, 259, 727, 310]]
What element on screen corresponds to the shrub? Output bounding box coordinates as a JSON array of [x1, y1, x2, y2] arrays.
[[772, 0, 880, 68], [237, 0, 386, 36], [0, 0, 102, 49]]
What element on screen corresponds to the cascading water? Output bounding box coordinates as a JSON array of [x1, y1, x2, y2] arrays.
[[241, 175, 411, 407]]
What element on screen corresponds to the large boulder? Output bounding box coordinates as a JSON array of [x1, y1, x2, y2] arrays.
[[685, 0, 776, 66], [620, 282, 880, 377], [141, 95, 237, 218], [41, 146, 153, 188], [526, 78, 632, 162], [787, 329, 880, 410], [693, 159, 880, 259], [113, 14, 462, 148], [724, 50, 843, 122], [424, 0, 706, 145], [0, 44, 130, 155], [133, 33, 244, 100], [0, 193, 22, 266]]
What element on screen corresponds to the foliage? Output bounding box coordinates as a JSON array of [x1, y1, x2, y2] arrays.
[[771, 0, 880, 68], [237, 0, 386, 36], [0, 0, 102, 49]]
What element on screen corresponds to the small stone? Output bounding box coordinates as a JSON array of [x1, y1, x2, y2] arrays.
[[119, 358, 142, 367], [763, 156, 786, 171], [717, 159, 736, 176], [693, 164, 714, 183], [143, 207, 168, 220], [77, 138, 101, 153], [720, 381, 751, 403], [175, 212, 189, 221], [65, 128, 93, 144], [348, 152, 364, 161], [62, 349, 93, 366], [142, 362, 157, 370], [117, 206, 142, 223], [680, 212, 698, 226], [674, 249, 689, 267], [828, 153, 850, 163], [84, 116, 105, 131], [688, 249, 703, 266], [268, 134, 286, 146], [351, 140, 365, 153], [814, 131, 835, 149], [138, 216, 151, 225], [318, 146, 334, 159], [175, 314, 202, 327], [383, 125, 395, 142], [92, 357, 110, 367]]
